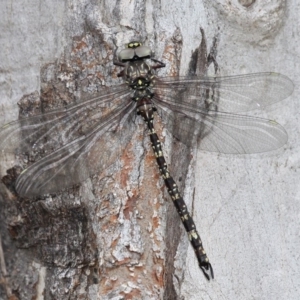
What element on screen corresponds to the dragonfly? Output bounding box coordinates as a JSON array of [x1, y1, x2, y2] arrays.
[[0, 41, 294, 280]]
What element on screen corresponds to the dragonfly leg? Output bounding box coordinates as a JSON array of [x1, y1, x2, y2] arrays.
[[150, 58, 166, 70], [113, 60, 125, 77]]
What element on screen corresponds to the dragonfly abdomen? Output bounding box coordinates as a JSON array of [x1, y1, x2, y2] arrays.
[[137, 96, 214, 280]]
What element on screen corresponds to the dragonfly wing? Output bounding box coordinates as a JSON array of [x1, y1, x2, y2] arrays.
[[154, 72, 294, 113], [0, 84, 130, 154], [15, 101, 136, 197], [0, 85, 136, 197], [155, 99, 287, 154]]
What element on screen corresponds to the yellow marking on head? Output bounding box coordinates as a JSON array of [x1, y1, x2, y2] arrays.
[[127, 42, 142, 48]]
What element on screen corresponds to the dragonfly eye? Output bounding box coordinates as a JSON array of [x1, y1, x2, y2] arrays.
[[118, 48, 135, 61], [119, 42, 152, 62], [135, 46, 152, 59]]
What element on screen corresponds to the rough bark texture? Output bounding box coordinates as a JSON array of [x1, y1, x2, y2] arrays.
[[0, 1, 299, 300]]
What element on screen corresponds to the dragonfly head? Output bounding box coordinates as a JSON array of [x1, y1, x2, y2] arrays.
[[118, 42, 152, 62]]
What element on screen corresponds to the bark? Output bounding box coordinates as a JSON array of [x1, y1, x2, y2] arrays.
[[0, 1, 299, 300]]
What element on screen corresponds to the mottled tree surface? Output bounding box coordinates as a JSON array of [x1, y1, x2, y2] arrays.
[[0, 1, 299, 300]]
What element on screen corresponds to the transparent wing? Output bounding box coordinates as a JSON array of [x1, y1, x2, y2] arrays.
[[0, 85, 136, 197], [0, 84, 130, 153], [155, 102, 287, 154], [153, 72, 292, 153], [154, 72, 294, 113]]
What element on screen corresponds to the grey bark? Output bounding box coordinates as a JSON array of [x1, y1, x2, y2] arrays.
[[0, 1, 299, 299]]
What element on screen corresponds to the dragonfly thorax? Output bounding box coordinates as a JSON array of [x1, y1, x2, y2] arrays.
[[124, 60, 154, 85], [131, 81, 154, 101], [123, 60, 155, 101]]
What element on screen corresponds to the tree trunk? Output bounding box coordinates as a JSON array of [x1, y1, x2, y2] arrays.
[[0, 1, 299, 299]]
